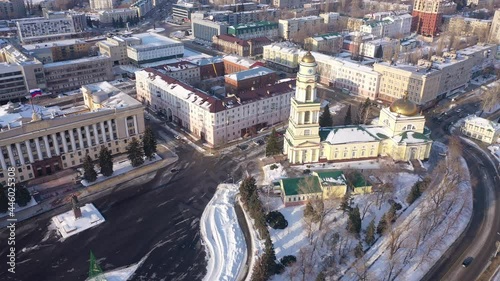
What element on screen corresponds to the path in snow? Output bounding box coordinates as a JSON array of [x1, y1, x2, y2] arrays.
[[200, 184, 247, 281]]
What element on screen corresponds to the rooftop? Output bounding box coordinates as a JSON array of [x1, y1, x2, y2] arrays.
[[281, 15, 323, 22], [226, 66, 275, 81], [0, 62, 23, 73], [228, 21, 277, 30], [322, 125, 380, 144], [85, 81, 140, 110], [280, 176, 322, 196], [313, 171, 346, 186], [23, 38, 103, 51], [43, 55, 110, 68], [223, 54, 258, 68], [464, 115, 500, 131], [127, 32, 181, 49], [309, 32, 342, 41]]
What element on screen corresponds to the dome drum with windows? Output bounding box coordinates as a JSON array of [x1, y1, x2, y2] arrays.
[[389, 93, 419, 116]]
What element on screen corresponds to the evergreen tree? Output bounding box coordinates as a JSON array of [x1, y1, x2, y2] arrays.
[[319, 105, 333, 127], [347, 206, 362, 234], [252, 254, 270, 281], [377, 213, 387, 235], [340, 192, 351, 213], [406, 181, 423, 205], [0, 184, 8, 213], [83, 154, 97, 182], [365, 218, 376, 245], [15, 186, 31, 207], [126, 137, 144, 167], [357, 98, 371, 125], [304, 201, 316, 219], [143, 126, 158, 160], [98, 146, 113, 177], [239, 176, 257, 203], [344, 104, 352, 125], [264, 236, 277, 273], [112, 18, 116, 28], [118, 16, 124, 28], [354, 241, 364, 258], [266, 128, 282, 156]]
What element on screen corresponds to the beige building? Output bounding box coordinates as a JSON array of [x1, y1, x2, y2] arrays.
[[43, 55, 114, 94], [136, 68, 294, 147], [490, 10, 500, 44], [0, 81, 145, 185], [461, 115, 500, 144], [90, 0, 113, 10], [278, 16, 324, 40], [96, 9, 138, 25], [374, 62, 441, 106], [283, 52, 432, 165], [98, 36, 133, 65], [23, 38, 103, 64], [449, 16, 492, 37], [304, 33, 343, 54], [0, 63, 27, 101]]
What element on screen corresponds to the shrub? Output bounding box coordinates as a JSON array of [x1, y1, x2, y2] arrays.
[[270, 164, 278, 170], [280, 255, 296, 267], [266, 211, 288, 229]]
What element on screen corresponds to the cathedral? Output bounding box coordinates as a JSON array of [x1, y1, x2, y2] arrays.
[[283, 52, 433, 164]]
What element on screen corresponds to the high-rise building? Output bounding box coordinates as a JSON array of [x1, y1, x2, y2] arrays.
[[411, 0, 445, 36], [0, 0, 26, 20]]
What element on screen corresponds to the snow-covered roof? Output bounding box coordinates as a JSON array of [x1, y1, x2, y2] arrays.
[[314, 171, 347, 186], [0, 102, 65, 130], [226, 66, 274, 81], [223, 55, 257, 68], [323, 125, 380, 144], [43, 55, 110, 68], [127, 32, 181, 50], [84, 81, 140, 110], [391, 131, 431, 144]]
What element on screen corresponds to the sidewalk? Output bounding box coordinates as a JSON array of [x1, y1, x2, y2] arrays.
[[1, 146, 177, 228]]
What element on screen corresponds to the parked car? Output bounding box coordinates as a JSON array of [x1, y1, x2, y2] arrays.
[[462, 257, 473, 267], [171, 168, 179, 173]]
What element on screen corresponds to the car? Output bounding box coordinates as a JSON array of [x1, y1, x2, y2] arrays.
[[171, 168, 179, 173], [256, 139, 265, 146], [462, 257, 473, 267], [237, 144, 248, 151], [174, 135, 181, 140], [456, 108, 463, 113]]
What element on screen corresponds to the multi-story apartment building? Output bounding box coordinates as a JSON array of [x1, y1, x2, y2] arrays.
[[0, 0, 26, 20], [411, 0, 444, 36], [279, 16, 324, 40], [97, 36, 130, 65], [0, 63, 27, 101], [158, 61, 201, 85], [43, 55, 114, 94], [172, 2, 209, 22], [304, 33, 343, 54], [374, 62, 441, 106], [489, 10, 500, 44], [23, 38, 103, 64], [125, 32, 183, 65], [191, 16, 228, 42], [16, 11, 86, 43], [131, 0, 153, 18], [227, 21, 278, 40], [319, 12, 340, 24], [136, 68, 295, 146], [225, 66, 276, 94], [359, 38, 400, 58], [0, 81, 145, 185], [365, 1, 412, 12], [461, 115, 500, 144], [212, 34, 271, 57], [0, 45, 46, 95], [89, 0, 113, 10], [97, 9, 138, 25], [223, 55, 263, 74], [263, 41, 303, 72], [457, 43, 497, 77], [272, 0, 307, 9], [359, 14, 412, 38], [425, 52, 474, 97], [449, 16, 492, 37]]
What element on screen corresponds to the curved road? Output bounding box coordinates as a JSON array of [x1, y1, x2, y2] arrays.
[[422, 101, 500, 281]]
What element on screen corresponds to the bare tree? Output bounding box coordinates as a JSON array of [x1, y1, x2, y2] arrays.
[[480, 81, 500, 115]]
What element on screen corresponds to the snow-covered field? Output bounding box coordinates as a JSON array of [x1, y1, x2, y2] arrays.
[[51, 203, 105, 239], [200, 184, 247, 281], [81, 154, 161, 187], [261, 163, 287, 186]]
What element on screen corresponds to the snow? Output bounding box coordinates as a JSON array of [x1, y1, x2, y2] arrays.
[[0, 197, 37, 218], [51, 203, 105, 239], [261, 163, 287, 186], [87, 252, 150, 281], [201, 184, 247, 281], [81, 154, 161, 187], [488, 144, 500, 162], [325, 126, 379, 144]]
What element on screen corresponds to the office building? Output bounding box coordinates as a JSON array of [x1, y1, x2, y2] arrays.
[[23, 38, 103, 64], [227, 21, 278, 40], [212, 34, 271, 57], [0, 0, 26, 20], [279, 16, 324, 40], [191, 17, 228, 42], [16, 11, 86, 43]]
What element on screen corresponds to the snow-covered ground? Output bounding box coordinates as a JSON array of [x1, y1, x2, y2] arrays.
[[81, 154, 161, 187], [330, 103, 346, 115], [51, 203, 105, 239], [200, 184, 247, 281], [0, 197, 37, 218], [488, 144, 500, 163], [87, 251, 150, 281], [265, 171, 431, 281], [261, 163, 287, 186]]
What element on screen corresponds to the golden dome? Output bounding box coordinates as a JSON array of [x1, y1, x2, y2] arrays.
[[389, 96, 419, 116], [301, 51, 316, 63]]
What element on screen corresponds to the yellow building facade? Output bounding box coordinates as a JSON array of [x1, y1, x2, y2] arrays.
[[284, 53, 433, 165]]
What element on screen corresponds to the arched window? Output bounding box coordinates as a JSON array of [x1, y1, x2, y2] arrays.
[[305, 85, 312, 101], [403, 124, 416, 131], [304, 111, 311, 123]]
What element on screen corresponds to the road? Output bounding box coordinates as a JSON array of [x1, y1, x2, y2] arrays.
[[421, 98, 500, 281], [0, 120, 251, 281]]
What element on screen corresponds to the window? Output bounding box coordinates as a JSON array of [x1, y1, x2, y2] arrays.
[[304, 111, 311, 123], [305, 85, 312, 101], [304, 129, 311, 136]]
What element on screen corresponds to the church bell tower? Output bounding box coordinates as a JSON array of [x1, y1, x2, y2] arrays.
[[283, 52, 321, 164]]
